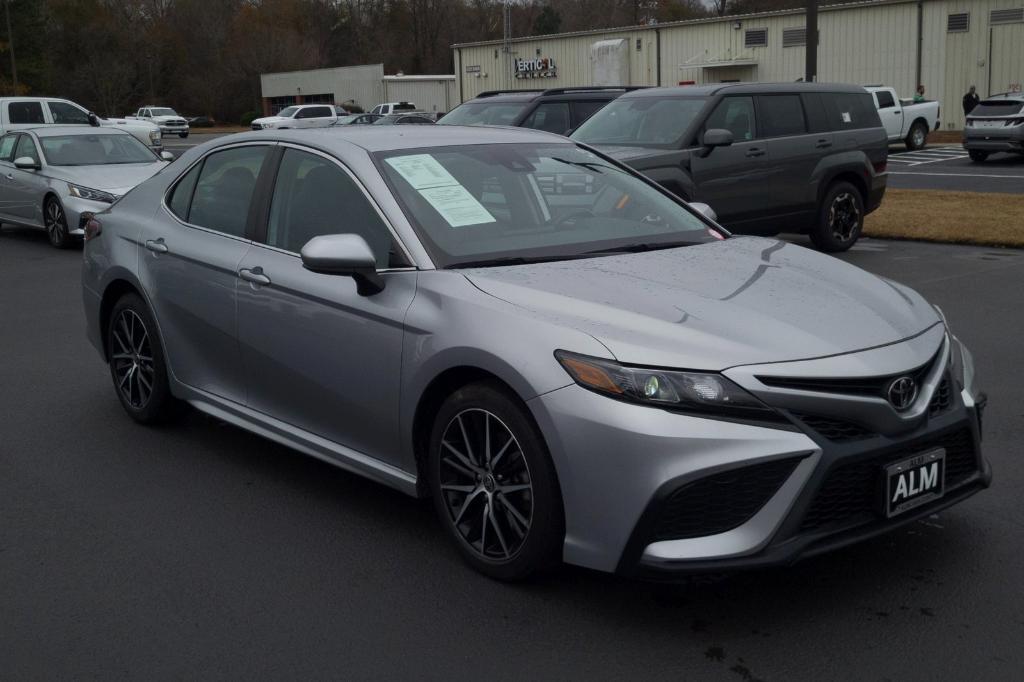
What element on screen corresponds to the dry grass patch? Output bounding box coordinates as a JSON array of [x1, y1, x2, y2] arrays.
[[864, 189, 1024, 247]]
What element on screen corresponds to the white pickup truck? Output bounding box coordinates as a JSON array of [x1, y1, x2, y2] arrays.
[[866, 86, 941, 150], [0, 97, 163, 151], [250, 104, 342, 130], [126, 106, 190, 138]]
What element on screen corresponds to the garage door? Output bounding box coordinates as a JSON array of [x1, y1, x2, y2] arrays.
[[989, 21, 1024, 95]]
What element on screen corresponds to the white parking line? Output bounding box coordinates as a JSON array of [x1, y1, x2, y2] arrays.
[[888, 171, 1024, 179]]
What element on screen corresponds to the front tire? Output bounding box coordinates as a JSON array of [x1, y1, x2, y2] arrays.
[[106, 294, 182, 424], [905, 121, 928, 151], [428, 382, 564, 581], [44, 196, 72, 249], [968, 150, 988, 163], [810, 181, 864, 253]]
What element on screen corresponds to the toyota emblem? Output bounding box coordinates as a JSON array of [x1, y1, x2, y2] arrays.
[[886, 376, 918, 411]]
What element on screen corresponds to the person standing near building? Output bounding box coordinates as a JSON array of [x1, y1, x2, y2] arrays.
[[913, 84, 926, 102], [963, 85, 980, 115]]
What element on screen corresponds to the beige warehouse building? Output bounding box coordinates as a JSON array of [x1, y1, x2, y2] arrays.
[[453, 0, 1024, 130]]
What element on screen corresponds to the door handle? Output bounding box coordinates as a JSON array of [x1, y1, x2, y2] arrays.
[[239, 266, 271, 286], [745, 148, 765, 157], [894, 110, 901, 114], [144, 238, 168, 253], [815, 139, 833, 149]]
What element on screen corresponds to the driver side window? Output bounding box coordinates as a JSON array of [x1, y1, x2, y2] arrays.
[[14, 134, 39, 164], [705, 96, 756, 141]]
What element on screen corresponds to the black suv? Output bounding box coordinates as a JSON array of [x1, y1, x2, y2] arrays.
[[438, 87, 643, 136], [571, 83, 888, 252]]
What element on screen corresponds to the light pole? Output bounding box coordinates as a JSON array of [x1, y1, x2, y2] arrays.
[[805, 0, 818, 83]]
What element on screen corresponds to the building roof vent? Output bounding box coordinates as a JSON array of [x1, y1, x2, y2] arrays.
[[744, 28, 768, 48], [947, 12, 970, 32], [990, 8, 1024, 24]]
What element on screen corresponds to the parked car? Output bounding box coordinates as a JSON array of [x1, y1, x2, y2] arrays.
[[571, 82, 888, 252], [186, 115, 215, 128], [371, 102, 418, 115], [81, 125, 988, 581], [962, 92, 1024, 162], [0, 126, 171, 248], [337, 113, 382, 125], [127, 106, 190, 138], [439, 87, 639, 135], [251, 104, 339, 130], [0, 97, 163, 151], [371, 113, 436, 125], [866, 86, 940, 150]]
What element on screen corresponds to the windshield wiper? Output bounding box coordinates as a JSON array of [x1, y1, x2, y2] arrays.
[[449, 253, 601, 269], [582, 240, 703, 256], [550, 157, 610, 174]]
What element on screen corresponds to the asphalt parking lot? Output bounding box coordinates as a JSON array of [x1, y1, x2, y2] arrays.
[[886, 144, 1024, 194], [1, 229, 1022, 680]]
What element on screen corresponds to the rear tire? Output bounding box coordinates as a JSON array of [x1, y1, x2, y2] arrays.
[[428, 382, 564, 581], [968, 150, 989, 163], [810, 181, 864, 253], [44, 196, 72, 249], [904, 121, 928, 151], [106, 294, 183, 424]]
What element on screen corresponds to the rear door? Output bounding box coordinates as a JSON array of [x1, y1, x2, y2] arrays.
[[752, 93, 822, 224], [0, 133, 25, 221], [138, 143, 272, 404], [873, 89, 902, 140]]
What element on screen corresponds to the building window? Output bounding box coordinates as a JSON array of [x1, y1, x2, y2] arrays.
[[782, 27, 806, 47], [303, 93, 335, 104], [744, 28, 768, 48], [990, 8, 1024, 24], [269, 96, 296, 114]]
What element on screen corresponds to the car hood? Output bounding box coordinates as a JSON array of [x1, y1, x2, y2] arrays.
[[464, 237, 941, 370], [46, 162, 166, 194], [252, 116, 290, 125]]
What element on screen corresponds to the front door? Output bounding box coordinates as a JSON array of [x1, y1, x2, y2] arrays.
[[2, 134, 46, 224], [236, 146, 416, 466], [138, 144, 272, 405]]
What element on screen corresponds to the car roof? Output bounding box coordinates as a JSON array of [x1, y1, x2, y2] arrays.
[[980, 93, 1024, 103], [19, 125, 131, 138], [220, 124, 567, 152], [617, 82, 870, 99], [467, 87, 642, 103]]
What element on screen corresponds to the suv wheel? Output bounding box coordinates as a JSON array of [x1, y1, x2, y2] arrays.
[[968, 150, 988, 163], [44, 197, 72, 249], [428, 382, 564, 581], [106, 294, 183, 424], [811, 181, 864, 253], [905, 121, 927, 151]]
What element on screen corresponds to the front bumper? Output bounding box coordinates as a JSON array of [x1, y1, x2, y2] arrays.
[[62, 195, 113, 237], [159, 125, 189, 134]]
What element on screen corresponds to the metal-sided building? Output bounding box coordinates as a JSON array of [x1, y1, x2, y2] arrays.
[[260, 66, 457, 116], [453, 0, 1024, 130]]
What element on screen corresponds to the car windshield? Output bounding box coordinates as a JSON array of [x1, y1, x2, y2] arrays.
[[971, 100, 1024, 117], [571, 96, 709, 148], [278, 107, 299, 117], [376, 143, 720, 268], [150, 108, 177, 116], [438, 102, 529, 126], [39, 134, 156, 166]]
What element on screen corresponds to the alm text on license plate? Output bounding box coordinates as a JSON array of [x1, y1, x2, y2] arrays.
[[885, 448, 945, 517]]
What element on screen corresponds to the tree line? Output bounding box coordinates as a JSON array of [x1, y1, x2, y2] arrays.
[[2, 0, 826, 123]]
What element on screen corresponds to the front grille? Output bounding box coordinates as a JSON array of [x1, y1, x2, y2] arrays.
[[928, 375, 953, 417], [791, 412, 874, 442], [758, 348, 941, 398], [800, 428, 977, 532], [651, 457, 804, 542]]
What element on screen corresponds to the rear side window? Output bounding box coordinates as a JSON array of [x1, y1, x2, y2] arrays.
[[302, 106, 333, 118], [14, 134, 39, 164], [0, 134, 16, 161], [875, 91, 896, 109], [7, 101, 45, 124], [521, 102, 571, 134], [801, 93, 831, 133], [571, 100, 609, 126], [822, 93, 879, 130], [167, 162, 202, 221], [705, 96, 756, 141], [48, 101, 91, 124], [755, 95, 806, 137], [187, 146, 268, 237]]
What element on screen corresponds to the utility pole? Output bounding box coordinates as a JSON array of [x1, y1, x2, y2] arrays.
[[805, 0, 818, 83], [4, 0, 17, 93]]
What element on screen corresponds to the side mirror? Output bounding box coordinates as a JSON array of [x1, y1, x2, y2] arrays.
[[13, 156, 39, 170], [160, 151, 175, 161], [689, 202, 718, 222], [87, 112, 100, 127], [300, 233, 384, 296], [697, 128, 734, 158]]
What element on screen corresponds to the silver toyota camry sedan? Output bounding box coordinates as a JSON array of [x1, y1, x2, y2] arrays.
[[0, 126, 172, 248], [81, 126, 990, 580]]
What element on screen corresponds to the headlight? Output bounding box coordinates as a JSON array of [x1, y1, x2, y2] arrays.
[[149, 130, 160, 142], [68, 183, 118, 204], [555, 350, 771, 417]]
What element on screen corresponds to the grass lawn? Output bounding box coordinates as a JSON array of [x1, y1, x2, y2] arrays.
[[865, 189, 1024, 248]]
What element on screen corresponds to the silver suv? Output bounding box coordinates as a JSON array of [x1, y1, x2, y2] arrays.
[[963, 93, 1024, 162], [82, 126, 989, 580]]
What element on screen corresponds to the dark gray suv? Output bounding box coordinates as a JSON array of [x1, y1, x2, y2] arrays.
[[572, 83, 888, 252]]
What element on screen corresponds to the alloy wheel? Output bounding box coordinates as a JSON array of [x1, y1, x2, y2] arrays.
[[828, 192, 861, 242], [110, 309, 156, 409], [912, 127, 925, 148], [45, 201, 66, 246], [438, 408, 534, 561]]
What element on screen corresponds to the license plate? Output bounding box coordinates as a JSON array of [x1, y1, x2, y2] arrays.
[[885, 448, 945, 517], [973, 120, 1003, 128]]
